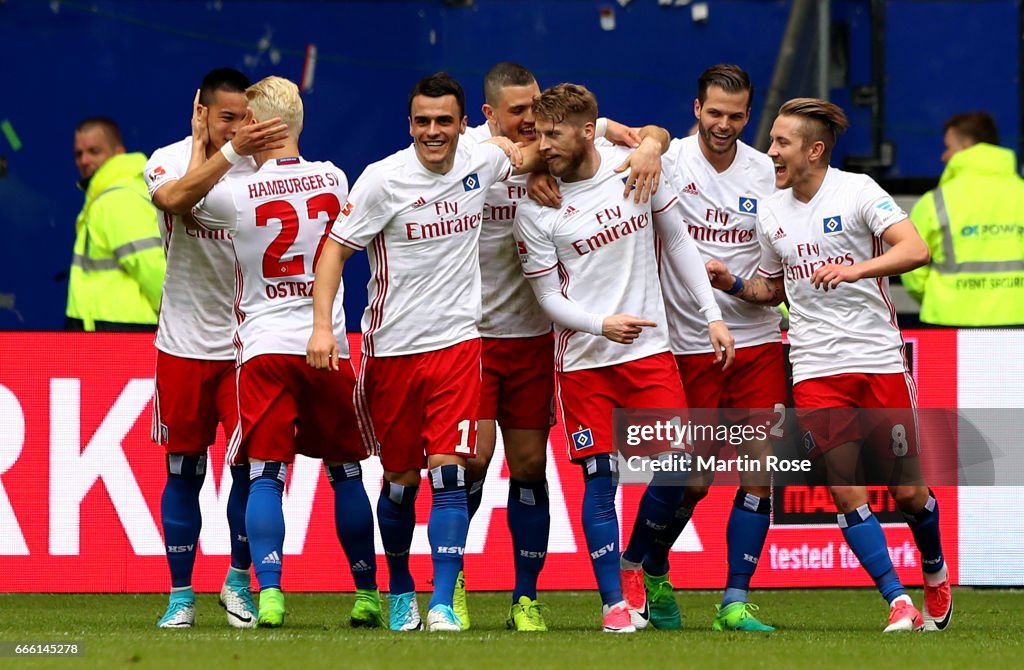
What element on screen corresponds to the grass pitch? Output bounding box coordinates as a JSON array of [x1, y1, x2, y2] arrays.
[[2, 589, 1021, 669]]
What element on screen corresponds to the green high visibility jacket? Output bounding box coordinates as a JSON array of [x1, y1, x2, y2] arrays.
[[66, 152, 166, 331], [904, 143, 1024, 326]]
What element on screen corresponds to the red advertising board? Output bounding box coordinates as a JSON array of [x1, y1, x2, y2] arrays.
[[0, 331, 958, 592]]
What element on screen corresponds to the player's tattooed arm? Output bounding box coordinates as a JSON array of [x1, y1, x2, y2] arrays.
[[706, 259, 786, 306]]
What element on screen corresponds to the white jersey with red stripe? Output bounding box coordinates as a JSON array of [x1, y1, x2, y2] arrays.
[[329, 139, 512, 357], [191, 157, 349, 365], [756, 167, 909, 383], [144, 137, 256, 360], [465, 123, 551, 338], [659, 135, 781, 353], [513, 144, 673, 372]]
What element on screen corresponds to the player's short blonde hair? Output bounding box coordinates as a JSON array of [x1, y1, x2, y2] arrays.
[[246, 76, 303, 140], [778, 98, 849, 161], [532, 83, 598, 126]]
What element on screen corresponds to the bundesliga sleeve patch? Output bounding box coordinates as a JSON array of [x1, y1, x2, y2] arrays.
[[823, 215, 843, 234], [517, 240, 529, 264]]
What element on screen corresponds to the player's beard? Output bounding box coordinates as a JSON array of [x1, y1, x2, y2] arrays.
[[698, 121, 737, 155], [548, 141, 588, 179]]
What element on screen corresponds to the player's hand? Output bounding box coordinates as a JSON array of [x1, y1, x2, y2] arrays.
[[527, 172, 562, 208], [229, 107, 289, 156], [811, 263, 862, 291], [191, 89, 209, 148], [602, 314, 657, 344], [306, 328, 340, 371], [604, 120, 642, 148], [705, 259, 736, 291], [486, 136, 523, 169], [708, 320, 736, 370], [614, 137, 662, 204]]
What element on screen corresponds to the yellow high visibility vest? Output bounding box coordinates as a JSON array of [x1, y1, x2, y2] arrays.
[[66, 153, 166, 331], [904, 143, 1024, 326]]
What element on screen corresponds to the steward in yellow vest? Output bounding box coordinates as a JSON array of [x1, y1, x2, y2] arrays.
[[67, 118, 165, 332]]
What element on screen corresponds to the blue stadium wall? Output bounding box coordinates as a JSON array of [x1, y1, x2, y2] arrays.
[[1, 0, 1019, 331]]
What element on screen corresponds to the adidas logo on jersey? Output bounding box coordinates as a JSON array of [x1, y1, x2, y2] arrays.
[[563, 205, 578, 218], [412, 196, 426, 208], [261, 551, 282, 565], [682, 182, 699, 196], [773, 227, 787, 241]]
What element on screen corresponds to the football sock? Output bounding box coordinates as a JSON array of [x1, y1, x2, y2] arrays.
[[581, 455, 622, 607], [227, 464, 251, 571], [427, 464, 468, 609], [508, 478, 550, 601], [642, 503, 694, 577], [621, 470, 686, 564], [467, 477, 485, 522], [901, 491, 945, 576], [161, 454, 206, 589], [377, 480, 418, 595], [839, 504, 905, 604], [246, 462, 287, 591], [722, 489, 772, 607], [326, 463, 378, 591]]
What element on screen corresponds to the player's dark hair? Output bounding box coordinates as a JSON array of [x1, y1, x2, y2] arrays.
[[408, 72, 466, 119], [483, 62, 537, 106], [75, 117, 123, 149], [944, 111, 999, 146], [532, 83, 599, 125], [778, 97, 850, 162], [200, 68, 251, 106], [697, 64, 754, 108]]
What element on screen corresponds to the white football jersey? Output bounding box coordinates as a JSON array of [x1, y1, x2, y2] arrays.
[[658, 135, 780, 354], [330, 139, 512, 357], [756, 167, 910, 383], [514, 144, 674, 372], [192, 157, 349, 365], [144, 137, 256, 360], [465, 123, 550, 338]]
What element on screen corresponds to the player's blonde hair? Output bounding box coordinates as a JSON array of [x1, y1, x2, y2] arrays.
[[778, 97, 849, 161], [532, 83, 598, 126], [246, 76, 303, 140]]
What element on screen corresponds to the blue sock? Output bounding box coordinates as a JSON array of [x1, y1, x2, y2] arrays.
[[326, 463, 378, 591], [427, 464, 469, 609], [246, 462, 287, 591], [902, 491, 945, 575], [622, 473, 686, 564], [642, 504, 694, 577], [722, 489, 771, 607], [161, 454, 206, 589], [508, 478, 550, 601], [227, 464, 251, 571], [581, 455, 622, 607], [467, 478, 485, 522], [840, 504, 905, 604], [377, 480, 417, 595]]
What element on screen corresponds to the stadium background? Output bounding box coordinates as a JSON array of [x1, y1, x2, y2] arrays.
[[0, 0, 1021, 591]]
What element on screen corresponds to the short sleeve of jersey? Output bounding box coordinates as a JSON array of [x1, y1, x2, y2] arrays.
[[660, 137, 686, 182], [756, 207, 784, 278], [329, 164, 392, 250], [513, 200, 558, 278], [473, 141, 513, 187], [856, 175, 908, 236], [143, 145, 184, 197], [191, 180, 237, 232]]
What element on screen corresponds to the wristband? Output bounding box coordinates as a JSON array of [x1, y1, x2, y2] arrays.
[[725, 275, 744, 296], [219, 140, 242, 165], [595, 117, 608, 138]]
